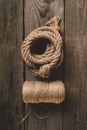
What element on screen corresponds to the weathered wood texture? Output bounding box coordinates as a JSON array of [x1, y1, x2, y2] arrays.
[[0, 1, 24, 130], [0, 0, 87, 130], [24, 0, 64, 130], [64, 0, 87, 130]]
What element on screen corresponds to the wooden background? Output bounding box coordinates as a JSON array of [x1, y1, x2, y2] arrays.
[[0, 0, 87, 130]]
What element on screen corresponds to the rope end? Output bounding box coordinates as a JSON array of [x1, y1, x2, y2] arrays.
[[32, 65, 50, 78], [46, 16, 60, 28]]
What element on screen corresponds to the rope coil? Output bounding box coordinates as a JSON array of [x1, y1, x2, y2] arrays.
[[21, 16, 63, 78], [23, 81, 65, 103]]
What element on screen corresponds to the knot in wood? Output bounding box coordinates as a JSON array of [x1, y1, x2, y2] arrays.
[[21, 16, 63, 78]]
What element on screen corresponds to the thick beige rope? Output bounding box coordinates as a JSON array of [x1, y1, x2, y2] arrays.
[[21, 16, 63, 78]]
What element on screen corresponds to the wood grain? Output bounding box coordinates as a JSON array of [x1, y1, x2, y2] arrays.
[[0, 0, 87, 129], [0, 0, 24, 130], [64, 0, 87, 129], [24, 0, 64, 130]]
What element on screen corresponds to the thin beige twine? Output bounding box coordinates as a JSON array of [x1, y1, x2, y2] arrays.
[[21, 16, 63, 78], [23, 81, 65, 104], [22, 105, 49, 122]]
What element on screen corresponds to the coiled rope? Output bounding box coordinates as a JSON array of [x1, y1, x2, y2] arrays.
[[21, 16, 63, 78]]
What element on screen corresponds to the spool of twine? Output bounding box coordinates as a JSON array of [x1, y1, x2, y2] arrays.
[[21, 16, 63, 78], [23, 81, 65, 104]]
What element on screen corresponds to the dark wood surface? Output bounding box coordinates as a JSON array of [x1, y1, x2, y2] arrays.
[[64, 0, 87, 130], [0, 0, 24, 130], [24, 0, 64, 130], [0, 0, 87, 130]]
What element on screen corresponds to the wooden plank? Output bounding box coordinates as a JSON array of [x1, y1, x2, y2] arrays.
[[64, 0, 87, 129], [0, 1, 24, 130], [24, 0, 64, 130]]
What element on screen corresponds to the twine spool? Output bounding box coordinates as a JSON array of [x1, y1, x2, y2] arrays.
[[21, 16, 63, 78], [23, 81, 65, 104]]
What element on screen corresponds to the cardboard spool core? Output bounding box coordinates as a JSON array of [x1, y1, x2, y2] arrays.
[[23, 81, 65, 104]]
